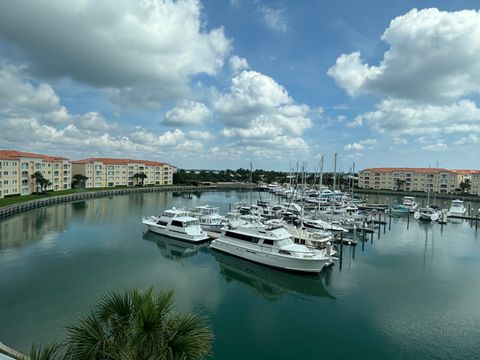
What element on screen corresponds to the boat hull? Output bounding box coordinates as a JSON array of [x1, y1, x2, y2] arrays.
[[210, 240, 332, 273], [145, 223, 210, 243]]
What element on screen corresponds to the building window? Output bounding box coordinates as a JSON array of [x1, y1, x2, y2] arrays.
[[3, 171, 7, 175]]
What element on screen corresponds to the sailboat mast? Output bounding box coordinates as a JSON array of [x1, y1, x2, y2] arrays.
[[249, 161, 253, 206], [427, 164, 431, 206], [351, 162, 355, 202], [332, 153, 337, 222], [318, 155, 324, 213]]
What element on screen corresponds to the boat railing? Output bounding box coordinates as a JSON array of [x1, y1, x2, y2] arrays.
[[246, 243, 324, 259]]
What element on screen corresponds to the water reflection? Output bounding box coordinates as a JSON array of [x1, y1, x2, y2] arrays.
[[0, 205, 71, 250], [212, 250, 334, 301], [142, 231, 208, 260]]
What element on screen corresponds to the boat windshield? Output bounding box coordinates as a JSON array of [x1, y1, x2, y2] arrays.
[[277, 238, 293, 246]]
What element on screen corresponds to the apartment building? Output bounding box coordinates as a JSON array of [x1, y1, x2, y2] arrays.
[[0, 150, 72, 199], [472, 172, 480, 195], [358, 167, 478, 194], [72, 158, 176, 188]]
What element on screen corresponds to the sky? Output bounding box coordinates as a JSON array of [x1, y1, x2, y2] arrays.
[[0, 0, 479, 172]]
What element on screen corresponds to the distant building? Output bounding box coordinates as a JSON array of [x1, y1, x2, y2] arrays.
[[0, 150, 72, 198], [72, 158, 176, 188], [358, 167, 480, 195]]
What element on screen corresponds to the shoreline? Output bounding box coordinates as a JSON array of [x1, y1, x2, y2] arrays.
[[0, 184, 252, 220], [353, 188, 480, 202]]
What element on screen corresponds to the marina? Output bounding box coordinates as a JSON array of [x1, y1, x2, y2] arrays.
[[1, 189, 480, 359]]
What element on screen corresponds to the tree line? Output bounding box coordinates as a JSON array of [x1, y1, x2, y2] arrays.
[[173, 169, 357, 188]]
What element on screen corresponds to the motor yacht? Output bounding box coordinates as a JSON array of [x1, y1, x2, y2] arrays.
[[447, 199, 467, 217], [189, 205, 224, 232], [210, 223, 334, 273], [402, 196, 419, 212], [142, 207, 209, 242]]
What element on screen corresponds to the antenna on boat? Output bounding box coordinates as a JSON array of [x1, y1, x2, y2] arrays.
[[332, 153, 337, 223]]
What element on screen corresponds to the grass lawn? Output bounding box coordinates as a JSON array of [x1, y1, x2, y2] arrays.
[[0, 186, 137, 208]]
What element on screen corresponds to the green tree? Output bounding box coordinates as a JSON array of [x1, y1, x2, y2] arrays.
[[31, 171, 44, 194], [40, 178, 52, 193], [395, 178, 406, 191], [28, 288, 213, 360], [138, 172, 148, 186], [132, 172, 147, 186], [459, 178, 471, 194], [72, 174, 89, 189]]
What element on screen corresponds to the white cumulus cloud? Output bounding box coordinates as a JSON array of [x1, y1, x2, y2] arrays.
[[344, 139, 377, 151], [0, 0, 232, 107], [163, 101, 210, 126], [229, 55, 250, 74], [328, 8, 480, 101], [357, 99, 480, 136]]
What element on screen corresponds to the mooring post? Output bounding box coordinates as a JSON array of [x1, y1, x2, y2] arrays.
[[476, 213, 478, 231], [389, 208, 392, 230], [339, 232, 344, 271], [407, 211, 410, 229]]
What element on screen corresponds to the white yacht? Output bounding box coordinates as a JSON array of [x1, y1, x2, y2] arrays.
[[142, 207, 209, 242], [414, 206, 441, 222], [303, 218, 348, 233], [189, 205, 224, 232], [447, 199, 467, 217], [285, 225, 336, 252], [402, 196, 419, 212], [210, 223, 334, 273]]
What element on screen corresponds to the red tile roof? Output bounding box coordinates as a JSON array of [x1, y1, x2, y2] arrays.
[[361, 167, 480, 174], [361, 167, 452, 173], [0, 150, 68, 161], [72, 157, 171, 167], [452, 169, 480, 175]]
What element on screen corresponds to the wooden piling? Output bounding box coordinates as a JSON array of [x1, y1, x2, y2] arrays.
[[389, 208, 392, 230]]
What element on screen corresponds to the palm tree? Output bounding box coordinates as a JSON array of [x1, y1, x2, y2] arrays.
[[138, 172, 147, 186], [30, 343, 62, 360], [31, 171, 44, 194], [40, 178, 52, 193], [132, 172, 140, 186], [133, 172, 148, 186], [26, 288, 212, 360], [395, 178, 406, 191], [459, 178, 471, 194], [72, 174, 89, 189]]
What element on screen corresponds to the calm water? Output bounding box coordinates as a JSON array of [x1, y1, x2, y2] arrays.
[[1, 191, 479, 359]]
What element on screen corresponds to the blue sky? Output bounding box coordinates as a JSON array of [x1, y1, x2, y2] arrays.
[[0, 0, 479, 172]]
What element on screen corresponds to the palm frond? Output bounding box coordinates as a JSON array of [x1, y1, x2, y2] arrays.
[[29, 343, 61, 360], [64, 312, 118, 360], [162, 313, 213, 360]]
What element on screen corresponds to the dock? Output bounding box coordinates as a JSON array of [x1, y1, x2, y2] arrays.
[[0, 340, 27, 360], [206, 231, 221, 239]]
